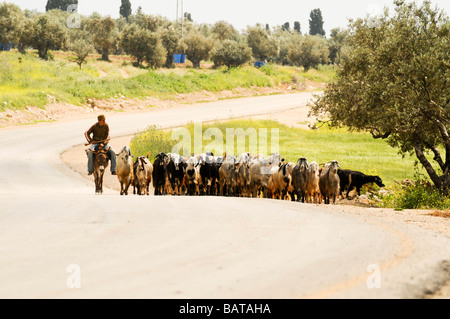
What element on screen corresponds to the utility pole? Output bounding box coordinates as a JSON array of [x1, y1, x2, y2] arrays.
[[176, 0, 184, 38], [176, 0, 179, 28], [181, 0, 184, 39]]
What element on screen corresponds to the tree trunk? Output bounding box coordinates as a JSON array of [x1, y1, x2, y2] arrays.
[[38, 47, 48, 60], [101, 48, 109, 61], [414, 141, 450, 194]]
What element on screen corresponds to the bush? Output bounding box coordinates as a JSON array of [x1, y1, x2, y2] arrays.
[[211, 40, 252, 69], [381, 179, 450, 210], [130, 125, 177, 160], [287, 34, 329, 70]]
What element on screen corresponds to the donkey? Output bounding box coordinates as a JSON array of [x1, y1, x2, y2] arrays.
[[93, 143, 110, 194]]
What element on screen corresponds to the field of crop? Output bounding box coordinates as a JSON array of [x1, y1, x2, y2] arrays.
[[0, 51, 335, 112]]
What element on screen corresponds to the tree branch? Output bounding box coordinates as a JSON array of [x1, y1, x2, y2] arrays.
[[366, 126, 391, 139], [423, 142, 445, 171], [435, 118, 450, 148], [371, 130, 391, 139]]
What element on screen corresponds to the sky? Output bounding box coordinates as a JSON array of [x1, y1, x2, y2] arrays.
[[8, 0, 450, 35]]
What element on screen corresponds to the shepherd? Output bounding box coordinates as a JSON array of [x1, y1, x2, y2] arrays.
[[84, 114, 117, 176]]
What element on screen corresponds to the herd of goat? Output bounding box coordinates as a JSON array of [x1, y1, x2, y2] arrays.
[[108, 145, 385, 204]]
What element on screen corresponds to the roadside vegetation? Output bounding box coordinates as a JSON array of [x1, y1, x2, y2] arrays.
[[0, 51, 334, 111], [0, 2, 339, 111]]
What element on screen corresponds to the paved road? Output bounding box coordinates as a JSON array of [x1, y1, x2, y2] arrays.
[[0, 92, 449, 298]]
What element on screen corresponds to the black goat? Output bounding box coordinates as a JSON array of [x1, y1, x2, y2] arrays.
[[338, 169, 385, 198], [152, 152, 168, 195]]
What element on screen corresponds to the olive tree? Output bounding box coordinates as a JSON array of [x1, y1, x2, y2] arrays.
[[181, 31, 214, 68], [0, 3, 25, 49], [310, 1, 450, 193], [287, 34, 329, 70], [23, 14, 67, 59], [328, 27, 350, 65], [88, 16, 118, 61], [70, 38, 93, 69], [211, 21, 239, 41], [211, 40, 252, 68], [121, 23, 151, 66], [144, 33, 167, 69], [159, 25, 180, 68], [121, 24, 166, 69], [246, 25, 278, 61]]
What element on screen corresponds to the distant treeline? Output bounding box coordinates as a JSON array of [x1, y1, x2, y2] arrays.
[[0, 2, 349, 70]]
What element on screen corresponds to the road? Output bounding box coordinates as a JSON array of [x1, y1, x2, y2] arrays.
[[0, 92, 449, 299]]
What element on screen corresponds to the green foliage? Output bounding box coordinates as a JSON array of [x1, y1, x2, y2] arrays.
[[45, 0, 78, 12], [22, 14, 67, 60], [282, 22, 290, 32], [246, 25, 278, 61], [70, 38, 94, 69], [287, 35, 330, 70], [381, 180, 450, 210], [119, 0, 132, 20], [211, 40, 252, 69], [130, 125, 177, 159], [1, 51, 331, 111], [211, 21, 239, 41], [309, 8, 325, 36], [121, 23, 166, 68], [159, 26, 180, 68], [311, 1, 450, 192], [328, 28, 350, 64], [88, 16, 118, 61], [180, 31, 214, 68], [0, 3, 25, 46], [293, 21, 301, 33]]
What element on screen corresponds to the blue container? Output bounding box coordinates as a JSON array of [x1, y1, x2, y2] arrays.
[[1, 43, 12, 51], [174, 54, 186, 64], [254, 61, 267, 68]]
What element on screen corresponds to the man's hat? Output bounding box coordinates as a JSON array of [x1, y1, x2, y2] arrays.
[[98, 114, 106, 121]]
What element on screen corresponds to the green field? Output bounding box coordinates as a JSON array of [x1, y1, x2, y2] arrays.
[[0, 51, 335, 111]]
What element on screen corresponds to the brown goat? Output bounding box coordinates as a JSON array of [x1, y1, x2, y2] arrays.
[[319, 160, 341, 204], [306, 161, 321, 203]]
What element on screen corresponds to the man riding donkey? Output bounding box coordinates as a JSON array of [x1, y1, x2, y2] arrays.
[[84, 114, 117, 176]]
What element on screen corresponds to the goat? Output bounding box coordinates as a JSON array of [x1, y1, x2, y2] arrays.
[[319, 160, 341, 204], [338, 169, 385, 198]]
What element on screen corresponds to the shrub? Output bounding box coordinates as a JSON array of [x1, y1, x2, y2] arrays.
[[211, 40, 252, 68], [130, 125, 177, 160], [381, 179, 450, 210], [287, 35, 329, 70]]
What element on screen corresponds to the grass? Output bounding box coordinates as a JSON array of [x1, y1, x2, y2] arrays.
[[381, 180, 450, 210], [130, 119, 431, 187], [0, 51, 335, 111]]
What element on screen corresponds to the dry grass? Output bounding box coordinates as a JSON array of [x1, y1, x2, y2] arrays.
[[427, 211, 450, 219]]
